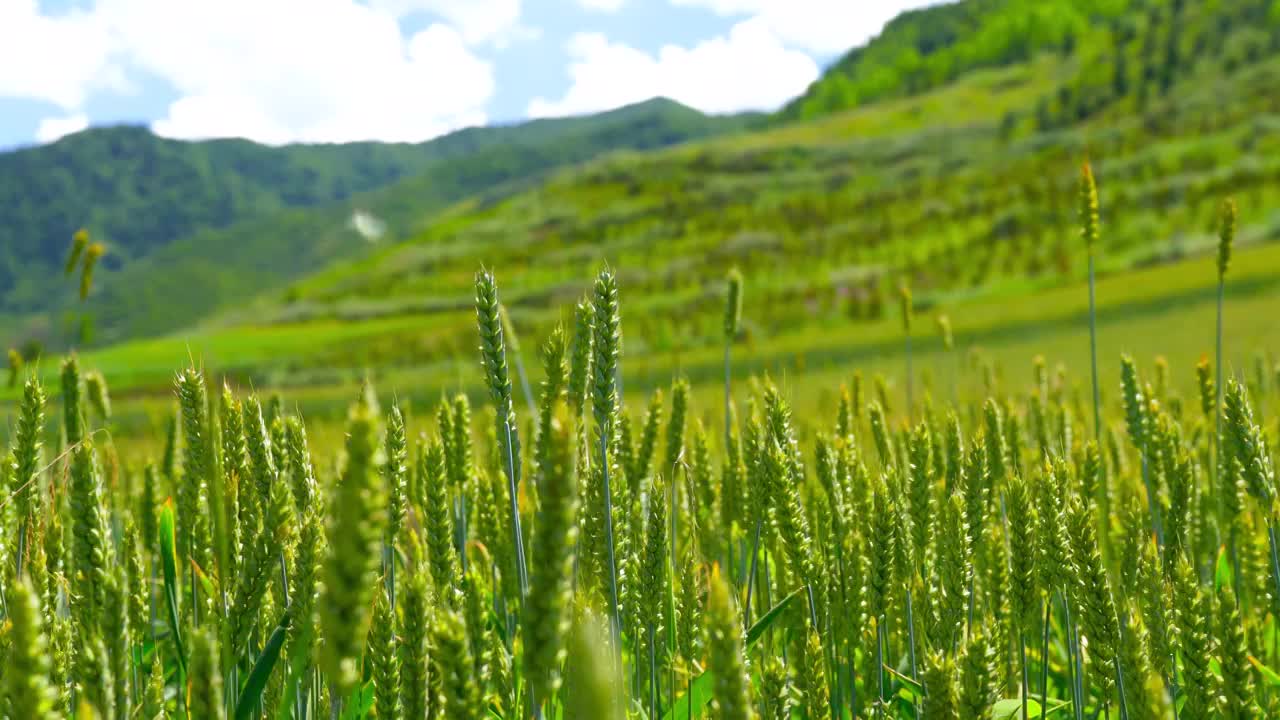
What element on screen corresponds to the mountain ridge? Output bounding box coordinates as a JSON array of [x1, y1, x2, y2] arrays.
[[0, 97, 757, 346]]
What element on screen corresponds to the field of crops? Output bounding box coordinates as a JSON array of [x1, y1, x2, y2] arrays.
[[2, 164, 1279, 720]]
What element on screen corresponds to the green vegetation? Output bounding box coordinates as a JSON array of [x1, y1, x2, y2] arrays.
[[127, 0, 1271, 413], [4, 1, 1280, 715], [0, 248, 1277, 718], [785, 0, 1280, 122], [0, 99, 754, 345], [784, 0, 1114, 120]]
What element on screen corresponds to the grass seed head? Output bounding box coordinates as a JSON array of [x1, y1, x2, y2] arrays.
[[66, 228, 89, 276], [320, 386, 387, 697], [5, 574, 60, 720], [725, 267, 744, 340], [1080, 161, 1100, 250], [1218, 197, 1237, 279], [706, 564, 754, 720]]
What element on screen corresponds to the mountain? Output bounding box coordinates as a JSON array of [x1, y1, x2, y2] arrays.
[[10, 0, 1280, 408], [177, 0, 1280, 387], [783, 0, 1280, 121], [0, 98, 756, 346]]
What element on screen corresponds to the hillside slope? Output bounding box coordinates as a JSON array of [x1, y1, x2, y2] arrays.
[[783, 0, 1280, 121], [10, 0, 1280, 418], [0, 98, 754, 345], [194, 0, 1280, 382]]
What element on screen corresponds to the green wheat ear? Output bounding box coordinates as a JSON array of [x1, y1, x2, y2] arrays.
[[568, 296, 595, 417], [1080, 161, 1100, 250], [1068, 495, 1123, 708], [188, 628, 226, 720], [591, 269, 621, 429], [1172, 557, 1216, 719], [5, 574, 60, 720], [1081, 159, 1103, 442], [1215, 583, 1257, 718], [397, 565, 430, 720], [1218, 197, 1237, 279], [725, 267, 743, 339], [319, 384, 387, 699], [75, 631, 114, 716], [936, 313, 953, 350], [525, 402, 578, 708], [1005, 473, 1038, 632], [367, 587, 399, 719], [69, 437, 108, 630], [176, 368, 210, 558], [922, 650, 960, 720], [758, 656, 792, 719], [433, 606, 482, 720], [590, 267, 624, 649], [66, 228, 89, 276], [62, 354, 84, 446], [144, 645, 167, 718], [639, 473, 668, 636], [959, 629, 997, 719], [385, 405, 408, 547], [665, 377, 689, 475], [103, 569, 131, 720], [797, 627, 832, 720], [84, 369, 111, 422], [1223, 378, 1276, 505], [474, 268, 529, 598], [534, 325, 569, 495], [7, 346, 22, 387], [13, 375, 46, 537], [1196, 356, 1214, 418], [706, 564, 753, 720], [898, 280, 913, 334], [421, 440, 460, 598], [79, 242, 105, 300]]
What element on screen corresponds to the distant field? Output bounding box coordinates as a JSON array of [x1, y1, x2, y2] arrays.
[[8, 234, 1276, 442]]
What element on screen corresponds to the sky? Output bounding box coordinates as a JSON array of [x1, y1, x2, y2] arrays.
[[0, 0, 941, 149]]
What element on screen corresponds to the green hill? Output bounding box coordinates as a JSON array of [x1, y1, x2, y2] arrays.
[[225, 16, 1280, 372], [8, 0, 1280, 423], [141, 0, 1278, 397], [783, 0, 1280, 121], [0, 98, 755, 346]]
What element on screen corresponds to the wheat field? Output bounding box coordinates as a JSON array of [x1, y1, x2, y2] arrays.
[[2, 167, 1279, 720]]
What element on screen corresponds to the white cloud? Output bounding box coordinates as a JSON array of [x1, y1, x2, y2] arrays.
[[367, 0, 525, 46], [35, 113, 90, 143], [528, 19, 818, 118], [578, 0, 626, 11], [0, 0, 119, 109], [100, 0, 497, 144], [0, 0, 503, 145], [671, 0, 946, 54]]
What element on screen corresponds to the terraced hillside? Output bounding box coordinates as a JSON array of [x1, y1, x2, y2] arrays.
[[0, 99, 754, 345], [7, 0, 1280, 425]]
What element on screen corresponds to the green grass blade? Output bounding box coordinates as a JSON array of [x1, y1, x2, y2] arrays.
[[991, 698, 1043, 719], [660, 585, 807, 720], [884, 665, 923, 697], [1215, 544, 1234, 593], [235, 609, 292, 720], [659, 670, 715, 720], [159, 500, 187, 674], [1248, 655, 1280, 686], [744, 585, 806, 648], [339, 681, 374, 719], [989, 697, 1071, 719]]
